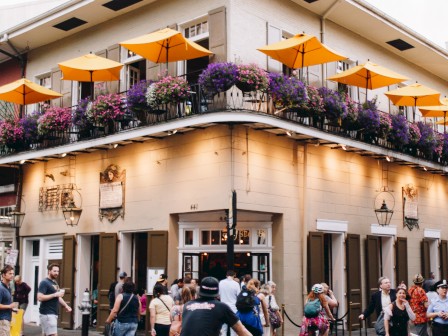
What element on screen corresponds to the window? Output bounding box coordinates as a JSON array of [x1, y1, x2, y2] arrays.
[[200, 229, 251, 246], [38, 74, 52, 110], [337, 61, 350, 94], [185, 230, 193, 245], [184, 21, 208, 38]]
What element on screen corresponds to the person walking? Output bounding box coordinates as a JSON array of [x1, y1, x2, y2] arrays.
[[0, 265, 15, 336], [422, 272, 436, 293], [106, 280, 141, 336], [13, 274, 31, 335], [408, 274, 428, 336], [299, 284, 335, 336], [359, 276, 397, 335], [114, 272, 127, 303], [149, 282, 174, 336], [170, 286, 193, 336], [180, 277, 251, 336], [426, 280, 448, 336], [219, 270, 241, 336], [384, 287, 416, 336], [37, 263, 72, 336], [266, 281, 283, 336]]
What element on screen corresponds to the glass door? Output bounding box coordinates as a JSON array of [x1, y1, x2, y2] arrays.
[[182, 253, 199, 280], [251, 253, 270, 284]]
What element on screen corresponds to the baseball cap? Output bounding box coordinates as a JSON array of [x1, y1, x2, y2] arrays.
[[119, 272, 127, 278], [436, 279, 448, 288], [199, 277, 219, 298], [157, 274, 167, 282], [412, 274, 424, 284]]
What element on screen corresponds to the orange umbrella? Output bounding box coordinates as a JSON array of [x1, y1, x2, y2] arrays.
[[420, 98, 448, 132], [0, 78, 62, 105], [327, 61, 409, 101], [257, 33, 347, 69], [385, 83, 441, 121], [120, 28, 213, 68]]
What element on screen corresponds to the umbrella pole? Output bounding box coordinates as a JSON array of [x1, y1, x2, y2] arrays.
[[445, 111, 446, 134], [90, 71, 94, 100]]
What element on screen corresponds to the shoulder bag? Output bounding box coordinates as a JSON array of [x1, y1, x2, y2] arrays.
[[268, 296, 281, 329], [104, 294, 135, 336]]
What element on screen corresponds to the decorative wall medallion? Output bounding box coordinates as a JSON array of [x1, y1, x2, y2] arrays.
[[99, 164, 126, 222], [402, 184, 419, 230]]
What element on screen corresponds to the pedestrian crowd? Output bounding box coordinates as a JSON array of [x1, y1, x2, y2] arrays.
[[103, 269, 283, 336], [356, 273, 448, 336]]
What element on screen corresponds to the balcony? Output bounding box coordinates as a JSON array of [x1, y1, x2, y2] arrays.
[[1, 83, 447, 175]]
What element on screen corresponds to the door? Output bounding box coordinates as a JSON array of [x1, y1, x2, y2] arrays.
[[182, 253, 199, 280], [59, 236, 76, 329], [97, 233, 117, 332], [307, 232, 324, 292], [346, 234, 362, 332], [365, 235, 380, 327], [252, 253, 269, 284], [440, 240, 448, 280], [29, 259, 40, 323]]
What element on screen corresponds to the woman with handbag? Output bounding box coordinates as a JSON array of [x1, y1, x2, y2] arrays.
[[106, 280, 141, 336], [266, 281, 283, 336], [170, 286, 193, 336], [384, 287, 416, 336], [150, 282, 174, 336]]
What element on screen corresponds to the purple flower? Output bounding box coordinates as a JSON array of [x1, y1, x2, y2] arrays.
[[73, 97, 93, 130], [388, 113, 409, 146], [199, 62, 238, 96], [127, 80, 151, 111], [317, 87, 347, 121], [416, 121, 437, 154], [268, 73, 306, 107]]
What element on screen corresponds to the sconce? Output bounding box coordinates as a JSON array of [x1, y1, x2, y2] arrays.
[[62, 187, 82, 226], [8, 197, 26, 228]]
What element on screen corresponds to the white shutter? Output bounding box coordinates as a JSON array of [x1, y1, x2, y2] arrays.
[[267, 23, 282, 73]]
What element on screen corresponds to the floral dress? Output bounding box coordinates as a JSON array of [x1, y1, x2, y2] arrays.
[[299, 300, 329, 336]]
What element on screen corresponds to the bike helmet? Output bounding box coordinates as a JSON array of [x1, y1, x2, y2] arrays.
[[312, 284, 324, 294]]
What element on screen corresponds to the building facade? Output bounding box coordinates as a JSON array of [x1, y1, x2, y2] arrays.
[[0, 0, 448, 334]]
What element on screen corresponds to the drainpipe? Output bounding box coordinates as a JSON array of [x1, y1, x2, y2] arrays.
[[301, 144, 308, 301], [320, 0, 343, 87]]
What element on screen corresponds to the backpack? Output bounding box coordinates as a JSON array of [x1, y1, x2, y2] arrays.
[[236, 287, 256, 312], [304, 298, 321, 318]]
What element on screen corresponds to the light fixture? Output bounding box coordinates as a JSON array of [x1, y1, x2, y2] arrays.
[[61, 153, 67, 157], [341, 144, 347, 150], [113, 143, 119, 149], [7, 198, 26, 228], [167, 129, 178, 136], [386, 156, 391, 162], [423, 166, 427, 171], [62, 187, 82, 226], [19, 160, 26, 164], [314, 140, 320, 147], [285, 130, 293, 137], [374, 199, 394, 226]]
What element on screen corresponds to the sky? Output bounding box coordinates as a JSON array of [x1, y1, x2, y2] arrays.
[[0, 0, 446, 48]]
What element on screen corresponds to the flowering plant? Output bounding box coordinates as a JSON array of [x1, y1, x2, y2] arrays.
[[199, 62, 238, 97], [388, 113, 409, 146], [434, 132, 444, 157], [87, 93, 125, 125], [440, 133, 448, 163], [236, 63, 269, 92], [127, 80, 151, 112], [408, 123, 421, 146], [38, 105, 72, 136], [416, 121, 437, 155], [268, 73, 307, 108], [0, 119, 25, 148], [73, 98, 93, 131], [358, 99, 380, 139], [146, 76, 190, 108], [341, 95, 360, 130], [378, 112, 392, 138], [302, 86, 325, 117], [20, 112, 40, 144], [317, 87, 347, 122]]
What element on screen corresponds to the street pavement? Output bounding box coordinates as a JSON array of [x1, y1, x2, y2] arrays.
[[23, 323, 379, 336]]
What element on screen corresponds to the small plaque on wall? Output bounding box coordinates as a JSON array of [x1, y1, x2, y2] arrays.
[[403, 184, 419, 230], [99, 164, 126, 222]]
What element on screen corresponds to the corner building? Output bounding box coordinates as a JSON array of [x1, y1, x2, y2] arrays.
[[0, 0, 447, 334]]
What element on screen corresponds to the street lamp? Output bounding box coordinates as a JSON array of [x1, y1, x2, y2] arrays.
[[375, 199, 394, 226], [7, 209, 25, 228], [62, 201, 82, 226]]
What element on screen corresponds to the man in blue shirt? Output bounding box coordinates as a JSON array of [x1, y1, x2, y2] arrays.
[[38, 264, 72, 336], [0, 265, 15, 336], [426, 279, 448, 336]]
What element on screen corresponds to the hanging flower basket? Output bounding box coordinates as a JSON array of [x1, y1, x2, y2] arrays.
[[198, 62, 238, 97], [236, 63, 268, 92]]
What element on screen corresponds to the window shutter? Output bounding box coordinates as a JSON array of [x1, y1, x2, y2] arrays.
[[208, 7, 226, 62], [266, 23, 282, 73], [440, 240, 448, 280], [365, 235, 380, 326], [421, 238, 431, 278], [50, 67, 62, 107], [307, 232, 324, 292], [346, 234, 362, 331], [97, 232, 118, 332], [396, 237, 408, 286], [107, 44, 121, 93], [95, 49, 108, 96], [59, 235, 76, 329]]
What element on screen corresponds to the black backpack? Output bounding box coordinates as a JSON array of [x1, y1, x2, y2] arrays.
[[236, 286, 255, 312]]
